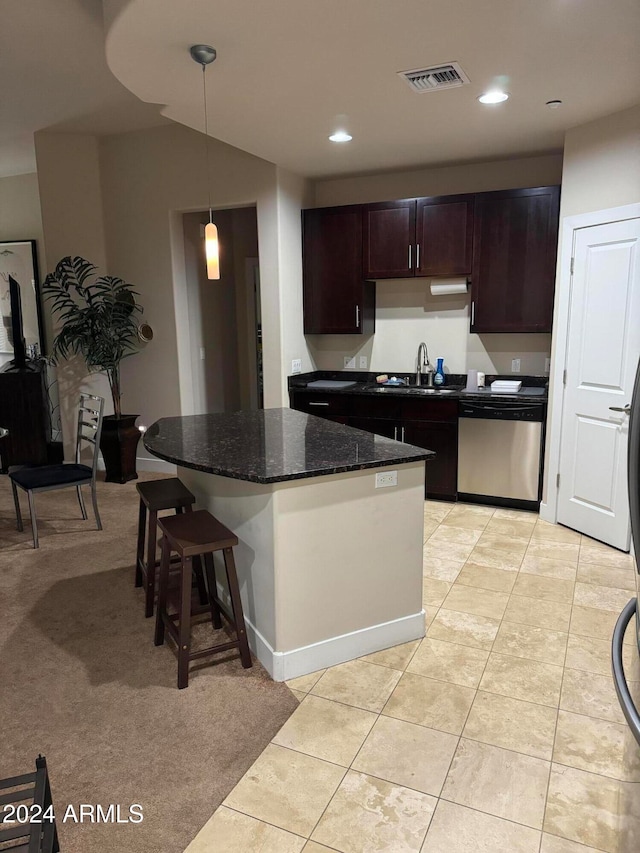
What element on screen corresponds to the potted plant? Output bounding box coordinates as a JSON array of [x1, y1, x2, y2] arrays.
[[43, 256, 145, 483]]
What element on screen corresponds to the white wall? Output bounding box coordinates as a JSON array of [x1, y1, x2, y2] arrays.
[[33, 124, 314, 467], [275, 167, 315, 394], [183, 206, 259, 414], [542, 103, 640, 511], [559, 104, 640, 220], [308, 153, 562, 376], [0, 172, 47, 362], [96, 124, 313, 442], [314, 153, 563, 207], [34, 133, 112, 455]]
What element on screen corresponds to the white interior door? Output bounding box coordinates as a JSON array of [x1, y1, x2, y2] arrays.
[[557, 218, 640, 550]]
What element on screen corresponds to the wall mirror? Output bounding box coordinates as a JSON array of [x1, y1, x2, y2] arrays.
[[0, 240, 45, 368]]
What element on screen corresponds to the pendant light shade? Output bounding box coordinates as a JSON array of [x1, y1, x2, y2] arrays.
[[190, 44, 220, 280], [205, 222, 220, 280]]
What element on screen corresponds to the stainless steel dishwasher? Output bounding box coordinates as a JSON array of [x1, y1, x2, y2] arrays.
[[457, 398, 546, 509]]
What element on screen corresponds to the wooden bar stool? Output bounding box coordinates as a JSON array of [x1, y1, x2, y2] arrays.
[[154, 509, 252, 689], [135, 477, 207, 617]]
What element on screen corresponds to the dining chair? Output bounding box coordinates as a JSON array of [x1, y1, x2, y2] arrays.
[[9, 394, 105, 548]]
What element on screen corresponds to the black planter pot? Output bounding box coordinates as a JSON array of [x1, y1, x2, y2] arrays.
[[99, 414, 141, 484]]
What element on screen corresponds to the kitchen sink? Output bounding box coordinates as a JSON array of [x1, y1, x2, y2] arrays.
[[367, 386, 458, 395]]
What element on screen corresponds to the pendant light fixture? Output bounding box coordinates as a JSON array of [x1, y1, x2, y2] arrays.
[[190, 44, 220, 280]]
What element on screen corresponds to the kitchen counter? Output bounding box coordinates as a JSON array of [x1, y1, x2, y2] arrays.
[[289, 372, 548, 403], [144, 407, 433, 483], [144, 408, 428, 681]]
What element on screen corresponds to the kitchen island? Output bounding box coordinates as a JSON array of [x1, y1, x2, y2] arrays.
[[144, 408, 432, 680]]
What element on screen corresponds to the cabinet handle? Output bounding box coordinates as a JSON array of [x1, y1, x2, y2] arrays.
[[401, 426, 405, 442], [355, 304, 360, 328], [416, 243, 420, 270], [471, 301, 475, 326], [408, 245, 412, 270], [308, 402, 330, 407], [394, 426, 398, 440]]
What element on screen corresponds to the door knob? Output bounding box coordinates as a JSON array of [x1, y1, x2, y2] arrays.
[[609, 405, 631, 414]]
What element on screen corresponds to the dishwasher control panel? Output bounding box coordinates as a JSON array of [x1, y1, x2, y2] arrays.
[[459, 401, 546, 422]]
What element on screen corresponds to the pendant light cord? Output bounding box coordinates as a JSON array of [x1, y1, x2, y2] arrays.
[[201, 64, 212, 221]]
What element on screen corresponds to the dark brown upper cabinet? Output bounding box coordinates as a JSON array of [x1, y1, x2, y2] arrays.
[[363, 200, 416, 278], [302, 205, 375, 335], [470, 186, 560, 333], [416, 195, 474, 277], [363, 195, 474, 279]]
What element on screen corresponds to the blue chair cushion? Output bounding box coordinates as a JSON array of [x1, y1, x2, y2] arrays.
[[10, 463, 93, 490]]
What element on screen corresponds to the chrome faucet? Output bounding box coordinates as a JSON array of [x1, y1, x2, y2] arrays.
[[416, 342, 434, 386]]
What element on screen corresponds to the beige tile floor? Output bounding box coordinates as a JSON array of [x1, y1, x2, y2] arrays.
[[185, 502, 640, 853]]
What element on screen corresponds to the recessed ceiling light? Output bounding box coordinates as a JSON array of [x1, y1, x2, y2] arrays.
[[478, 90, 509, 104], [329, 130, 353, 143]]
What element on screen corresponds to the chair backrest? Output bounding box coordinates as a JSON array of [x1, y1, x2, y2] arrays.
[[0, 755, 59, 852], [75, 394, 105, 478]]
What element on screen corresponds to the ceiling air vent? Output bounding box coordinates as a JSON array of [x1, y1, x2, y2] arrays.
[[399, 62, 470, 93]]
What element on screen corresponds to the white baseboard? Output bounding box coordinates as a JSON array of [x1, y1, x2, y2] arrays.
[[136, 455, 177, 474], [539, 501, 555, 523], [244, 610, 426, 682], [96, 455, 176, 475]]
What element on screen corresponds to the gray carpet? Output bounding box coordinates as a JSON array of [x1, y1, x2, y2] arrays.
[[0, 472, 298, 852]]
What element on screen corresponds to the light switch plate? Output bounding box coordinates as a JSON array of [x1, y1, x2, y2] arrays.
[[511, 358, 521, 373], [544, 357, 551, 373], [344, 356, 356, 369], [359, 356, 368, 369], [291, 358, 302, 374]]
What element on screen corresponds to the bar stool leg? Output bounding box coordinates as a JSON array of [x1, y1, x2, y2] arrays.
[[223, 547, 252, 668], [135, 498, 146, 587], [178, 555, 193, 689], [144, 508, 158, 618], [183, 505, 208, 605], [203, 552, 223, 629], [192, 556, 209, 606], [154, 537, 171, 647]]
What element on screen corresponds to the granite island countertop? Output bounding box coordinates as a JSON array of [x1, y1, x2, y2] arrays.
[[144, 408, 434, 484]]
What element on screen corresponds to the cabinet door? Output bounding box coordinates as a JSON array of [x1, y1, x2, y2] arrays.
[[303, 206, 374, 334], [403, 420, 458, 501], [349, 416, 399, 440], [290, 391, 352, 423], [471, 186, 560, 333], [363, 200, 416, 279], [416, 195, 474, 276]]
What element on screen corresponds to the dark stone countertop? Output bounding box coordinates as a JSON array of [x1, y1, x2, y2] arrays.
[[288, 371, 548, 403], [144, 408, 434, 485]]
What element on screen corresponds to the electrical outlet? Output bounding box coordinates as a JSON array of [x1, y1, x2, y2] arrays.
[[199, 347, 206, 361], [511, 358, 521, 373], [545, 357, 551, 373], [344, 356, 356, 369], [375, 470, 398, 488], [359, 356, 368, 369], [291, 358, 302, 374]]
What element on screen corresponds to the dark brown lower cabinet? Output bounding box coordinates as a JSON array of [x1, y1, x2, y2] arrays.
[[290, 391, 458, 501], [348, 416, 397, 439], [402, 420, 458, 501]]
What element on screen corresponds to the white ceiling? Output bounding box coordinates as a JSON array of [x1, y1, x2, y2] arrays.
[[2, 0, 640, 180], [105, 0, 640, 177], [0, 0, 167, 178]]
